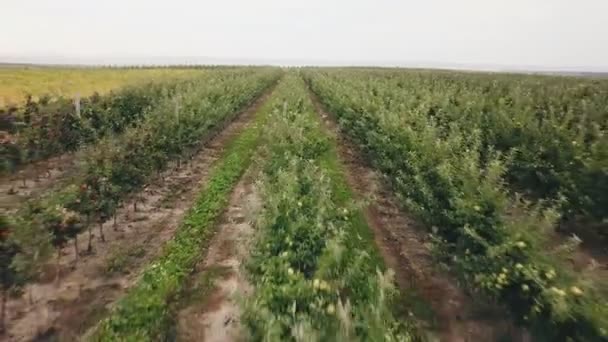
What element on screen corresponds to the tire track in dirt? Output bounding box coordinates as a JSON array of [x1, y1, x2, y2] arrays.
[[3, 90, 273, 342], [308, 90, 529, 342], [170, 168, 260, 342]]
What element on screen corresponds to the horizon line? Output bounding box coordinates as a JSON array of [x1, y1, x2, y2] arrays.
[[1, 55, 608, 74]]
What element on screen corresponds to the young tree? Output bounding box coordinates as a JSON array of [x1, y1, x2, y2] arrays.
[[0, 132, 21, 194], [10, 213, 52, 305], [75, 183, 96, 253], [43, 206, 80, 283], [0, 215, 19, 334], [93, 177, 117, 242]]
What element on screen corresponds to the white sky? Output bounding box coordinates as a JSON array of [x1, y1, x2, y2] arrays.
[[2, 0, 608, 70]]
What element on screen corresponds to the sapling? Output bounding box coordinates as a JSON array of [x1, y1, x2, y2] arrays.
[[0, 132, 20, 194], [45, 206, 80, 284], [94, 178, 115, 243], [0, 215, 18, 334], [75, 183, 96, 253]]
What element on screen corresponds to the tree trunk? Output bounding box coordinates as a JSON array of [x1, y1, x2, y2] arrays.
[[87, 216, 93, 253], [21, 176, 26, 188], [99, 222, 105, 242], [73, 236, 79, 264], [55, 249, 61, 286], [133, 201, 137, 212], [0, 287, 6, 334], [113, 214, 118, 231]]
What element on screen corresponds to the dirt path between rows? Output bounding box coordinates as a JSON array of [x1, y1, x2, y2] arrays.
[[0, 153, 80, 212], [553, 220, 608, 293], [308, 91, 529, 342], [170, 168, 260, 342], [3, 90, 273, 342]]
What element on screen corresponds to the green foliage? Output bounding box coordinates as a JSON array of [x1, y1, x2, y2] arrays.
[[305, 69, 608, 341], [10, 68, 281, 292], [0, 215, 19, 291], [306, 69, 608, 227], [0, 214, 19, 332], [1, 73, 205, 175], [242, 74, 416, 341], [89, 72, 277, 341], [105, 246, 146, 274]]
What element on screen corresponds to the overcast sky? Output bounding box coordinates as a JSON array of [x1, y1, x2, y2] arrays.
[[2, 0, 608, 70]]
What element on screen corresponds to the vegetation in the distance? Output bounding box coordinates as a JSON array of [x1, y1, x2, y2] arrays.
[[307, 69, 608, 233], [0, 67, 205, 107], [1, 71, 211, 176]]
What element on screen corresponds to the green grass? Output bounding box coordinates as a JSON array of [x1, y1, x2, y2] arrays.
[[173, 265, 231, 310], [105, 246, 147, 275], [319, 139, 385, 268], [314, 96, 433, 338]]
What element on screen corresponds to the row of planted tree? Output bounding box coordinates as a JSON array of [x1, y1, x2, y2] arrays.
[[1, 69, 212, 177], [0, 68, 281, 333], [91, 69, 280, 341], [91, 73, 418, 340], [241, 74, 417, 340], [305, 69, 608, 341]]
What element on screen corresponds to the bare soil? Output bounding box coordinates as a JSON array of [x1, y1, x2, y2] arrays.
[[2, 91, 272, 342], [551, 221, 608, 298], [172, 170, 260, 342], [558, 220, 608, 270], [0, 153, 80, 212], [309, 91, 529, 342]]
